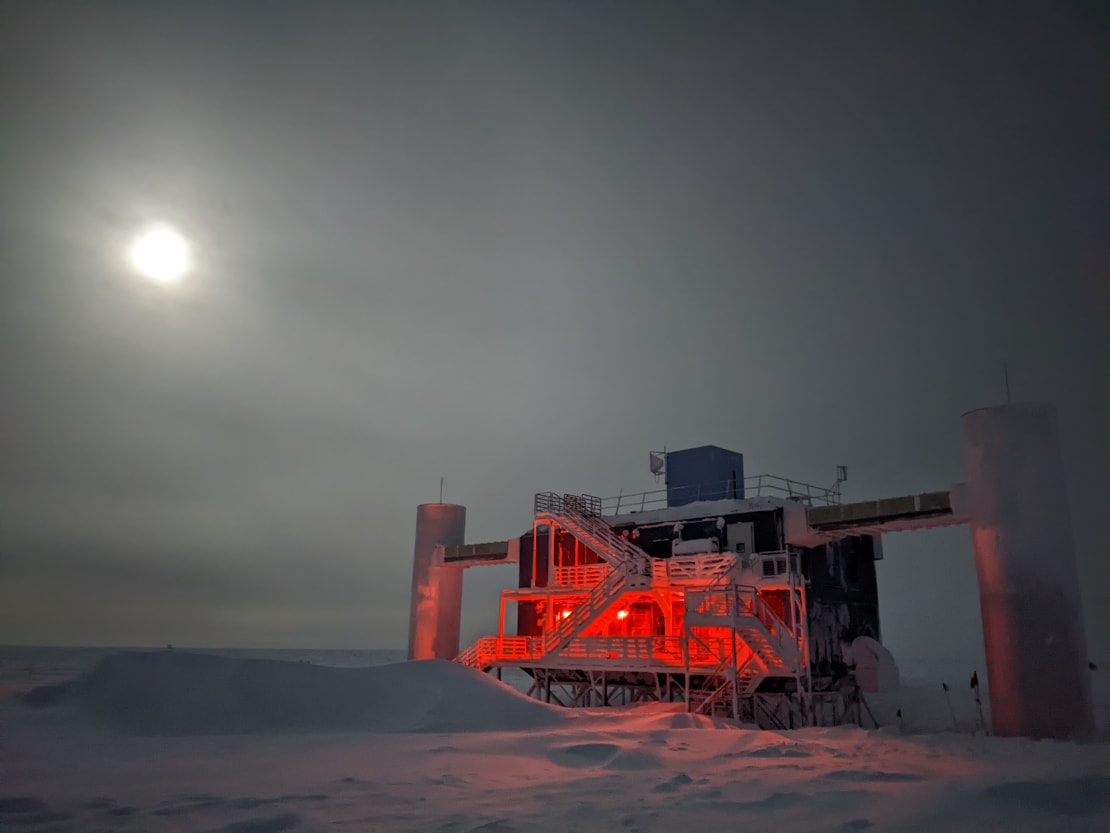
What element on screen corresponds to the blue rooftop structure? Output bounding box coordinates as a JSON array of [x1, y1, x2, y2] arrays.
[[665, 445, 745, 507]]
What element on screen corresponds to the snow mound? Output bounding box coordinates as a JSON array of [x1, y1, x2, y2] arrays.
[[627, 709, 743, 731], [845, 635, 900, 693], [547, 742, 622, 768], [582, 702, 742, 732], [21, 651, 565, 736]]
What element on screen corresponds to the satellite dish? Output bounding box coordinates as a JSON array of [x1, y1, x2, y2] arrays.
[[649, 451, 666, 477]]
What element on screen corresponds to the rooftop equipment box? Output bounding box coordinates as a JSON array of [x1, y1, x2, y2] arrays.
[[666, 445, 745, 507]]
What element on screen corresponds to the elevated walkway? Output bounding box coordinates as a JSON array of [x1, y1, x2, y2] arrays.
[[436, 540, 518, 567], [457, 633, 763, 676], [794, 490, 969, 545], [439, 489, 969, 566]]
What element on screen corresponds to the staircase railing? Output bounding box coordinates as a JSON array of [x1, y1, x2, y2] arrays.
[[458, 633, 751, 672], [691, 669, 735, 716], [687, 584, 803, 673], [455, 636, 499, 671], [687, 638, 764, 716], [531, 492, 655, 653], [535, 492, 652, 581], [542, 568, 626, 653], [601, 473, 842, 515], [456, 636, 541, 670], [553, 563, 612, 587]]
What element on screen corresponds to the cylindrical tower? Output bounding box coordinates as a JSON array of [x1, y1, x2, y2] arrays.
[[407, 503, 466, 661], [963, 403, 1093, 740]]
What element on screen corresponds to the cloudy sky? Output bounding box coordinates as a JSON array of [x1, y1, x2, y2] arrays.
[[2, 1, 1107, 661]]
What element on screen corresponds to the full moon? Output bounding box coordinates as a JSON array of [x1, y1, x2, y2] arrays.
[[127, 224, 192, 285]]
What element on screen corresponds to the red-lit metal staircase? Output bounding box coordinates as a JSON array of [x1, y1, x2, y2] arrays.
[[456, 494, 647, 671], [541, 569, 627, 653], [689, 654, 759, 716], [686, 585, 804, 683], [533, 492, 652, 584], [455, 493, 810, 726]]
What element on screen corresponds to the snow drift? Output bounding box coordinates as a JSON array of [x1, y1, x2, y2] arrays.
[[6, 648, 1109, 833], [22, 651, 564, 735]]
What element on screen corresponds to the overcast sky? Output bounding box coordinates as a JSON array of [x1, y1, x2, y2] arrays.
[[2, 1, 1107, 662]]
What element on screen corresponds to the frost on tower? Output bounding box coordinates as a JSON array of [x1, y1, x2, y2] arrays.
[[963, 404, 1094, 740], [408, 503, 466, 661]]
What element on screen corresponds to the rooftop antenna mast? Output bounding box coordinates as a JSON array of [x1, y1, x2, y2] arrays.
[[439, 477, 444, 503]]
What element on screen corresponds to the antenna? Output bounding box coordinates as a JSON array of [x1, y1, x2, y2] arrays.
[[832, 465, 848, 502], [439, 477, 444, 503], [649, 449, 666, 481]]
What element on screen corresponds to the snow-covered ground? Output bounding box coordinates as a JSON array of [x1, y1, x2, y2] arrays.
[[2, 647, 1108, 832]]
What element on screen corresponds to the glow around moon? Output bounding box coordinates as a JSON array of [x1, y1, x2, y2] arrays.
[[127, 224, 192, 285]]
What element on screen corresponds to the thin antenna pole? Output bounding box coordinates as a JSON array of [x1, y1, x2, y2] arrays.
[[439, 477, 444, 503], [1003, 361, 1012, 404]]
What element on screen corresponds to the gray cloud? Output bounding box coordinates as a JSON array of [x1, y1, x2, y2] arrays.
[[2, 1, 1107, 659]]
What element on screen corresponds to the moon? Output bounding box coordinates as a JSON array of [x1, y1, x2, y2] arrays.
[[127, 224, 192, 285]]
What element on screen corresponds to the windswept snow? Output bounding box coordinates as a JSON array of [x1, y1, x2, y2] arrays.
[[3, 648, 1108, 833], [20, 651, 562, 735]]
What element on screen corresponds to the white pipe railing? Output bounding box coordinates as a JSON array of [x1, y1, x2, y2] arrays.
[[601, 473, 842, 515]]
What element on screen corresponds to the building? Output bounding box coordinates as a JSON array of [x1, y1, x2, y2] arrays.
[[411, 407, 1096, 739], [428, 446, 908, 728]]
